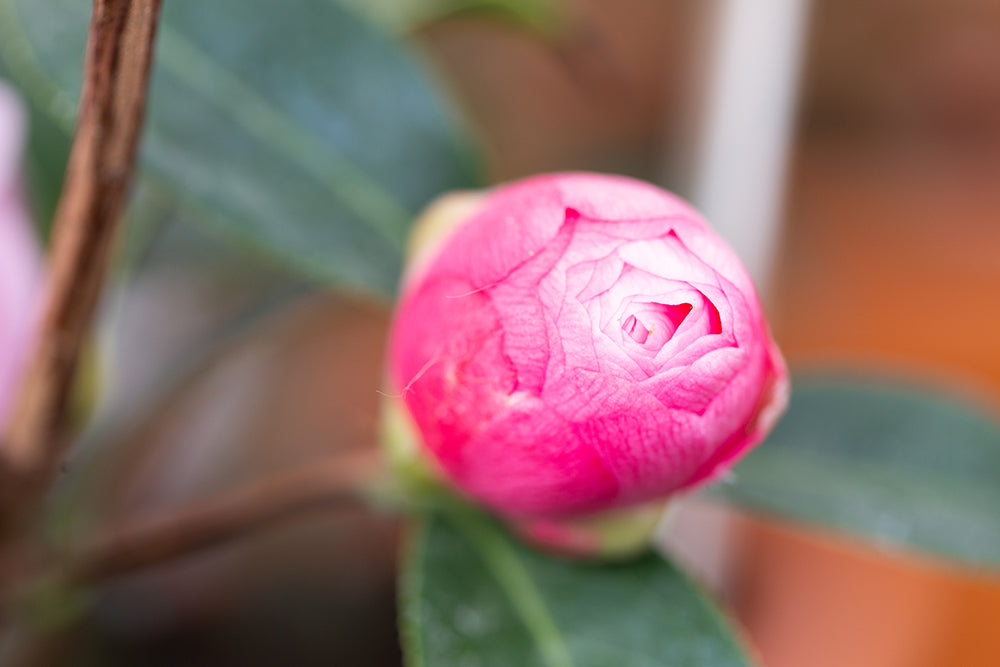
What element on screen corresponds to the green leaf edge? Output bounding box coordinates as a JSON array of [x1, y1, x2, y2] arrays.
[[333, 0, 564, 37]]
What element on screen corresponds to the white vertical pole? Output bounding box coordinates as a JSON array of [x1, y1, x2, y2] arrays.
[[691, 0, 811, 292]]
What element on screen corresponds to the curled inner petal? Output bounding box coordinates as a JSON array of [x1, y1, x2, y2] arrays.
[[622, 302, 692, 350], [622, 314, 649, 344]]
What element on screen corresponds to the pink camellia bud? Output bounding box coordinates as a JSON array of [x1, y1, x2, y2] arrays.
[[385, 173, 788, 555], [0, 81, 42, 429]]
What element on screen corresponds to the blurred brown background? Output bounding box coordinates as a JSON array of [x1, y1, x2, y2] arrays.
[[56, 0, 1000, 665]]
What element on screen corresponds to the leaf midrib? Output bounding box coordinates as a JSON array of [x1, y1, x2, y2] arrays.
[[449, 510, 576, 667]]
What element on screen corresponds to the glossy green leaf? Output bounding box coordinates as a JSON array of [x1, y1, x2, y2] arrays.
[[0, 0, 480, 296], [715, 377, 1000, 568], [403, 509, 753, 667]]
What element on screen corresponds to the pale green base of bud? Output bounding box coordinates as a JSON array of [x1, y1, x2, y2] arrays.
[[401, 191, 485, 286], [514, 500, 669, 560], [378, 393, 452, 508]]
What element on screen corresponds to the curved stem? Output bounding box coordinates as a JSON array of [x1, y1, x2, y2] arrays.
[[59, 447, 382, 587]]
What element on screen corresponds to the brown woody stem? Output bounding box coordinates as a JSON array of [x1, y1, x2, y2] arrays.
[[0, 0, 163, 538]]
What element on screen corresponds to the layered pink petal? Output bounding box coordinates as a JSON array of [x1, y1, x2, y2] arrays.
[[386, 172, 787, 527]]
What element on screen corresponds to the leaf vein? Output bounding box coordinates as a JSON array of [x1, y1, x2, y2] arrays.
[[155, 26, 410, 250]]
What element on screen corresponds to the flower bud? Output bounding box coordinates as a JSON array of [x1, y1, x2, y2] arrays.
[[0, 81, 42, 428], [384, 173, 788, 555]]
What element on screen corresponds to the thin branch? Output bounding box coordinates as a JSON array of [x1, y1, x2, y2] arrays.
[[0, 0, 163, 536], [59, 449, 382, 587]]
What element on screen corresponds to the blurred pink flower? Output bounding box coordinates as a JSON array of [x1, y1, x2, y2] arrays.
[[0, 81, 42, 428], [386, 173, 787, 551]]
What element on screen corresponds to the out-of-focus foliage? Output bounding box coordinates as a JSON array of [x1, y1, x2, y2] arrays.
[[0, 0, 480, 296], [337, 0, 563, 35], [0, 56, 67, 238], [716, 377, 1000, 568]]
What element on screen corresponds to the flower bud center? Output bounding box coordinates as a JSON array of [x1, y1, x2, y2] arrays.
[[621, 302, 693, 349], [622, 314, 650, 344]]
